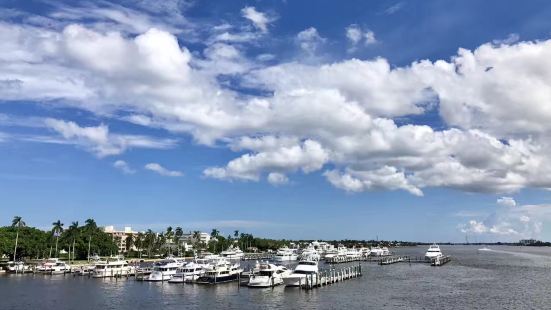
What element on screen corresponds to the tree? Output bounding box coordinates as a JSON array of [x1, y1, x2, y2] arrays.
[[11, 216, 25, 261], [210, 229, 220, 253], [51, 220, 64, 257], [68, 221, 79, 263]]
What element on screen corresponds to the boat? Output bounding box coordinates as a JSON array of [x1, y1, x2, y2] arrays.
[[220, 245, 244, 260], [146, 258, 185, 281], [168, 259, 210, 283], [369, 246, 390, 256], [478, 247, 492, 252], [247, 263, 291, 288], [92, 256, 134, 278], [35, 258, 71, 274], [195, 259, 243, 284], [282, 260, 319, 287], [299, 246, 321, 261], [425, 244, 443, 261], [273, 247, 298, 262], [6, 261, 32, 273]]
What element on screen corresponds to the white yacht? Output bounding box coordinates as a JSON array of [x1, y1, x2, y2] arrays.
[[370, 246, 390, 256], [247, 263, 291, 288], [168, 259, 210, 283], [282, 260, 319, 287], [92, 256, 134, 278], [146, 258, 185, 281], [36, 258, 71, 274], [220, 245, 245, 260], [273, 247, 298, 262], [425, 244, 443, 261], [346, 248, 361, 260], [196, 259, 243, 284], [299, 246, 321, 261], [6, 261, 32, 273]]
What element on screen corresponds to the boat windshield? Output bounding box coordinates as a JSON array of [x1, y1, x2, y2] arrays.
[[298, 262, 316, 266], [259, 270, 273, 276], [293, 270, 315, 274]]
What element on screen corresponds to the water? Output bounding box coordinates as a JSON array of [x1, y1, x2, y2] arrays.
[[2, 245, 551, 309]]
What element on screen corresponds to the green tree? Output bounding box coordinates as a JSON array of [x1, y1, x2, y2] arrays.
[[68, 221, 79, 262], [51, 220, 64, 258], [11, 216, 25, 261]]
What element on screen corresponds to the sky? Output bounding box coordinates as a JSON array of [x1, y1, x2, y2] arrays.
[[2, 0, 551, 242]]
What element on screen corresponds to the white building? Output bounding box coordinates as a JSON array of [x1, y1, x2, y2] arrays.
[[180, 232, 211, 245], [104, 226, 138, 253]]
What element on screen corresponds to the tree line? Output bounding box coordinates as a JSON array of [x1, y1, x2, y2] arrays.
[[1, 217, 117, 261]]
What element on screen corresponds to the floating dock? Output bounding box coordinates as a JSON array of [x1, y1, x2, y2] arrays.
[[300, 264, 363, 290]]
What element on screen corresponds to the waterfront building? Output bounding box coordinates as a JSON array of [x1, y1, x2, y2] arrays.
[[103, 226, 138, 253]]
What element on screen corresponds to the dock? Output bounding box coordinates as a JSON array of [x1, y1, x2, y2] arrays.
[[362, 255, 451, 266], [241, 253, 274, 261], [300, 264, 363, 290]]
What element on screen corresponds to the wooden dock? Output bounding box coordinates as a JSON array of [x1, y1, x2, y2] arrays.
[[363, 255, 451, 266], [241, 253, 274, 261], [300, 264, 362, 290]]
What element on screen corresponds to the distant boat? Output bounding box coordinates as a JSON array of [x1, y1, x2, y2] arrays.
[[478, 247, 492, 252], [425, 244, 443, 261]]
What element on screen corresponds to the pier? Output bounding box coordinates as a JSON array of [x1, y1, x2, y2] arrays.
[[241, 253, 274, 261], [300, 264, 363, 290]]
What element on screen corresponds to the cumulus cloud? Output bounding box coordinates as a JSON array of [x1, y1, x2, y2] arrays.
[[345, 24, 376, 52], [459, 200, 551, 240], [204, 140, 328, 182], [267, 172, 289, 185], [44, 118, 176, 157], [296, 27, 326, 54], [5, 19, 551, 195], [497, 197, 517, 207], [144, 163, 183, 177], [113, 160, 136, 174], [241, 7, 273, 33]]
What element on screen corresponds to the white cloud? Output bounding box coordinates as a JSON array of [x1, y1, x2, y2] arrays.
[[497, 196, 517, 207], [5, 20, 551, 195], [44, 118, 176, 157], [324, 166, 423, 196], [384, 2, 405, 15], [345, 24, 377, 51], [296, 27, 326, 54], [459, 200, 551, 240], [113, 160, 136, 174], [492, 33, 520, 45], [204, 140, 328, 182], [144, 162, 183, 177], [241, 7, 272, 33], [267, 172, 289, 185]]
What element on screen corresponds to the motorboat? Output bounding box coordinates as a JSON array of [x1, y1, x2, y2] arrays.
[[299, 246, 321, 261], [92, 256, 134, 278], [35, 258, 60, 273], [370, 246, 390, 256], [196, 259, 243, 284], [273, 247, 298, 262], [146, 258, 185, 281], [247, 263, 291, 288], [6, 261, 32, 273], [282, 260, 319, 287], [346, 248, 361, 260], [425, 244, 443, 261], [48, 261, 71, 275], [220, 245, 244, 260], [168, 259, 210, 283]]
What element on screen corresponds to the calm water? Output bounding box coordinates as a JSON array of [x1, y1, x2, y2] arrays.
[[2, 245, 551, 309]]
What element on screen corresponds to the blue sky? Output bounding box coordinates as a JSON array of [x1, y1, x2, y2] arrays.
[[2, 0, 551, 242]]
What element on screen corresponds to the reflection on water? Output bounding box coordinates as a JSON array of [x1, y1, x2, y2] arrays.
[[2, 245, 551, 309]]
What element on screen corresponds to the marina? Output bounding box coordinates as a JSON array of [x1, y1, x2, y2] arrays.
[[2, 245, 551, 309]]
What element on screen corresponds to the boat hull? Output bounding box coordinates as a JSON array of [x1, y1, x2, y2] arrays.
[[196, 273, 240, 284]]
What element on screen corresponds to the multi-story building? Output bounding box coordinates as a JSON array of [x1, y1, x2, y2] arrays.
[[103, 226, 138, 253], [179, 232, 211, 245]]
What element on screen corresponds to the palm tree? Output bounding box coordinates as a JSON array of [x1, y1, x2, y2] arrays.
[[174, 227, 183, 255], [136, 232, 144, 258], [84, 219, 96, 262], [125, 233, 135, 254], [84, 218, 97, 230], [51, 220, 64, 258], [12, 216, 26, 261], [68, 221, 79, 262], [210, 229, 220, 252]]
